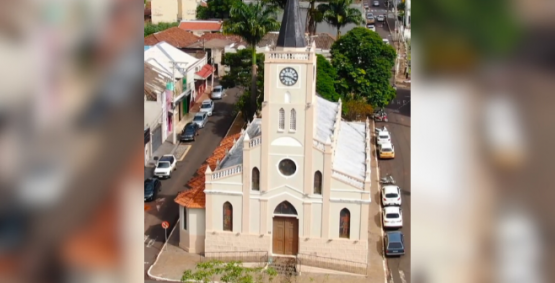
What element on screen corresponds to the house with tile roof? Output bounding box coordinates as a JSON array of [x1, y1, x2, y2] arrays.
[[144, 27, 199, 49], [175, 0, 370, 269]]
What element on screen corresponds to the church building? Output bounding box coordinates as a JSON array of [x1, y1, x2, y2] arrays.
[[174, 0, 372, 265]]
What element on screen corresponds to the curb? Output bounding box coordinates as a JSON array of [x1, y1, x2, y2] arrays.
[[147, 219, 182, 282]]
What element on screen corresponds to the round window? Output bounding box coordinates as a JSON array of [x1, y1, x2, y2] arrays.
[[278, 159, 297, 176]]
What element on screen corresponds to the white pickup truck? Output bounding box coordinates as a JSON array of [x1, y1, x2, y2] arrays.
[[154, 154, 177, 179]]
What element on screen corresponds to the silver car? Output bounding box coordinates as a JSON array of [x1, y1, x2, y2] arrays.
[[199, 100, 214, 116], [211, 85, 224, 100], [373, 0, 379, 6], [377, 15, 385, 22], [367, 24, 376, 32], [192, 112, 208, 128]]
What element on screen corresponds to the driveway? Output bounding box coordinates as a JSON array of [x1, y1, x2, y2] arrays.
[[144, 87, 242, 279]]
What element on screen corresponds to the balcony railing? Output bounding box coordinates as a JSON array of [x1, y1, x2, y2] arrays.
[[267, 51, 311, 61], [202, 251, 268, 268], [297, 253, 367, 275], [211, 164, 242, 180], [249, 136, 261, 147]]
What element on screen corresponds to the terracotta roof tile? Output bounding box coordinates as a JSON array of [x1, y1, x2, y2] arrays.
[[179, 21, 223, 31], [195, 64, 215, 79], [143, 27, 199, 48], [199, 33, 245, 44], [175, 133, 242, 208]]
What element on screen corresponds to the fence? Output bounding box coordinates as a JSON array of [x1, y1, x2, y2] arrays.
[[202, 251, 269, 268], [297, 253, 367, 275]]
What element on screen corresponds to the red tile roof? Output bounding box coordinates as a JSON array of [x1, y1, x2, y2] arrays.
[[200, 1, 208, 7], [195, 64, 214, 79], [143, 27, 199, 48], [175, 133, 242, 208], [200, 33, 245, 44], [179, 21, 223, 31]]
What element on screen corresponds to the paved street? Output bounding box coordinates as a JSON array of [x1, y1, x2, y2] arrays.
[[388, 87, 411, 116], [144, 87, 241, 280], [376, 107, 411, 283]]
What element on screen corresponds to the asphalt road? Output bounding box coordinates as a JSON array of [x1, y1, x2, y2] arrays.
[[388, 87, 411, 116], [144, 87, 241, 280], [377, 108, 411, 283]]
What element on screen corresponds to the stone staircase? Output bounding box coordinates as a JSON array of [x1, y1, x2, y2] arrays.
[[268, 257, 298, 276]]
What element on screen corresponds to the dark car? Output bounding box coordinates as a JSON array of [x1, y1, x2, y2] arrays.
[[385, 231, 405, 256], [180, 122, 199, 142], [144, 178, 161, 202]]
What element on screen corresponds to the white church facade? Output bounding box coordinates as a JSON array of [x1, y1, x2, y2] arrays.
[[174, 0, 372, 265]]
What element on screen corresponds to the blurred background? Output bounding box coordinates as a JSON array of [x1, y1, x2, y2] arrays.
[[0, 0, 143, 282], [0, 0, 554, 282], [414, 0, 555, 282]]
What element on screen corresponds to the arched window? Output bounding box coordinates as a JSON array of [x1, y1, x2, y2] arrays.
[[252, 167, 260, 191], [290, 109, 296, 131], [274, 201, 298, 215], [339, 208, 350, 238], [284, 92, 291, 103], [278, 108, 285, 130], [314, 171, 322, 195], [223, 202, 233, 231]]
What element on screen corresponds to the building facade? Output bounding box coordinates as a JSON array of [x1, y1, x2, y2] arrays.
[[175, 0, 371, 266]]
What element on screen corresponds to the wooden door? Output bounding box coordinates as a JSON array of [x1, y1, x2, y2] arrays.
[[272, 217, 298, 255]]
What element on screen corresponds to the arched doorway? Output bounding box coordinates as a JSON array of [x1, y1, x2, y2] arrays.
[[272, 201, 299, 255]]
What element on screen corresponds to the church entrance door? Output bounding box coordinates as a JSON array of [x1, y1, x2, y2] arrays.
[[272, 217, 298, 255]]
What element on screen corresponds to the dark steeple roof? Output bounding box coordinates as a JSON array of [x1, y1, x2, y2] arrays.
[[276, 0, 306, 48]]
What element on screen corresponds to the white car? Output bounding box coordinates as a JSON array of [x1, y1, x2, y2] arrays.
[[376, 130, 391, 145], [367, 24, 376, 32], [154, 155, 177, 179], [377, 15, 385, 22], [211, 85, 224, 99], [199, 100, 214, 116], [382, 185, 402, 206], [383, 206, 403, 228], [373, 0, 380, 6], [383, 39, 390, 45]]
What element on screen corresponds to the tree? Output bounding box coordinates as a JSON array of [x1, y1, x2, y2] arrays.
[[315, 54, 340, 101], [196, 0, 240, 20], [305, 0, 325, 35], [317, 0, 365, 39], [342, 98, 374, 121], [144, 22, 179, 37], [263, 0, 288, 10], [181, 260, 277, 283], [223, 2, 280, 120], [331, 27, 396, 108], [220, 49, 265, 89]]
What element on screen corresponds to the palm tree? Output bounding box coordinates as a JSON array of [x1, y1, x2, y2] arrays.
[[223, 1, 280, 118], [305, 0, 325, 36], [318, 0, 365, 39]]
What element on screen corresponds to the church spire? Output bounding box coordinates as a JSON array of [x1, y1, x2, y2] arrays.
[[276, 0, 306, 48]]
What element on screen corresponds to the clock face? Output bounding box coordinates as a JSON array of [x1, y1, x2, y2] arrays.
[[279, 67, 298, 86]]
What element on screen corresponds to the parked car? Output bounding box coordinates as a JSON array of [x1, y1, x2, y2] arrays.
[[192, 112, 208, 128], [367, 24, 376, 32], [154, 155, 177, 179], [366, 13, 375, 24], [383, 38, 390, 45], [144, 178, 161, 202], [385, 231, 405, 256], [364, 3, 369, 9], [381, 185, 402, 206], [199, 100, 214, 116], [211, 85, 224, 100], [373, 0, 380, 6], [376, 130, 391, 145], [379, 142, 395, 159], [383, 206, 403, 228], [180, 122, 199, 142], [377, 15, 385, 22]]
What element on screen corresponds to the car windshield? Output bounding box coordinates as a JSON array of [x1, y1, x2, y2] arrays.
[[381, 148, 392, 152], [201, 103, 211, 108], [386, 213, 400, 218], [385, 193, 398, 198], [388, 243, 403, 249], [157, 162, 170, 168], [194, 115, 204, 121], [144, 181, 154, 193], [184, 127, 195, 134], [214, 86, 222, 92], [379, 135, 389, 139]]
